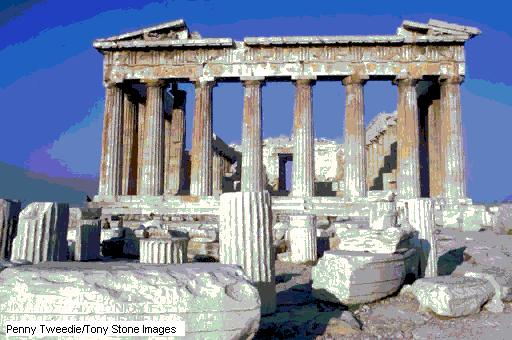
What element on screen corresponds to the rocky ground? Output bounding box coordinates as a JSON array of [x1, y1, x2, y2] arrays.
[[256, 229, 512, 340]]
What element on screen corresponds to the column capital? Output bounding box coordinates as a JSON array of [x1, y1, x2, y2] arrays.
[[104, 80, 122, 89], [439, 75, 464, 85], [393, 77, 419, 87], [193, 78, 216, 89], [241, 76, 265, 87], [342, 74, 368, 86], [142, 79, 167, 88], [293, 78, 315, 87]]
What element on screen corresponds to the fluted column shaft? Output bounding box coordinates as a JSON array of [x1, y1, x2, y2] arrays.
[[292, 79, 315, 197], [440, 76, 466, 201], [136, 101, 146, 195], [241, 79, 264, 192], [98, 82, 123, 196], [165, 89, 187, 195], [343, 76, 367, 199], [121, 92, 138, 195], [428, 98, 443, 198], [190, 80, 214, 196], [396, 78, 421, 199], [139, 80, 165, 195]]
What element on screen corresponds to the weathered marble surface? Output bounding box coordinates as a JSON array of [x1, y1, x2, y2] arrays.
[[10, 202, 69, 264], [219, 191, 276, 315], [288, 214, 317, 263], [312, 249, 414, 304], [0, 262, 260, 339], [139, 237, 188, 264], [335, 226, 416, 254], [411, 276, 494, 317]]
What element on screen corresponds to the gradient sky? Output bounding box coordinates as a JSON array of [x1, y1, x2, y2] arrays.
[[0, 0, 511, 203]]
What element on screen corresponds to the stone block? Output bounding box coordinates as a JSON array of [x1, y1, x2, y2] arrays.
[[219, 191, 276, 315], [288, 214, 317, 263], [369, 201, 397, 230], [75, 222, 101, 261], [411, 276, 494, 317], [336, 226, 415, 254], [0, 262, 260, 339], [454, 263, 512, 303], [367, 190, 396, 202], [10, 202, 69, 264], [0, 199, 21, 260], [272, 221, 289, 241], [140, 236, 188, 264], [312, 249, 413, 305]]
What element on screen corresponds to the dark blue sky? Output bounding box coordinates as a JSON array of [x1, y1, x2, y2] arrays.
[[0, 0, 511, 202]]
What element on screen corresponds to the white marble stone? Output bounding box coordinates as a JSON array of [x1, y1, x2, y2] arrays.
[[288, 214, 317, 263], [312, 249, 414, 304], [10, 202, 69, 264], [403, 198, 438, 278], [411, 276, 494, 317], [0, 262, 260, 339], [336, 226, 415, 254], [219, 191, 276, 315], [139, 236, 188, 264], [369, 201, 397, 230]]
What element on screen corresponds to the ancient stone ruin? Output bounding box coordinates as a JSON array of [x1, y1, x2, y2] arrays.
[[2, 17, 512, 339]]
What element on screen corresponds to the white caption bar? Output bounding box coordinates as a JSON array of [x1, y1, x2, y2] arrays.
[[5, 321, 185, 337]]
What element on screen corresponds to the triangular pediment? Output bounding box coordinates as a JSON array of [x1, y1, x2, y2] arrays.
[[398, 19, 481, 39], [95, 18, 197, 42]]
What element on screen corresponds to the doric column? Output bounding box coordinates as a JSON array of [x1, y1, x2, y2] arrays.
[[395, 77, 421, 199], [121, 91, 138, 195], [440, 75, 466, 202], [212, 153, 223, 195], [292, 78, 315, 197], [190, 79, 214, 196], [98, 82, 123, 196], [343, 75, 367, 199], [165, 89, 187, 195], [241, 78, 264, 192], [428, 97, 443, 198], [139, 80, 165, 196], [136, 101, 146, 195]]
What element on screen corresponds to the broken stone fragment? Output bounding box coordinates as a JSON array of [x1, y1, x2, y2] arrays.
[[10, 202, 69, 264], [312, 249, 413, 305], [0, 262, 260, 339], [411, 275, 494, 317], [336, 226, 416, 254]]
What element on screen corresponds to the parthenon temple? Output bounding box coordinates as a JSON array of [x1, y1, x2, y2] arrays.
[[90, 18, 482, 226], [7, 15, 512, 337]]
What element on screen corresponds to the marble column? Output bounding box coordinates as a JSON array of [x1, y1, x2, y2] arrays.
[[139, 80, 165, 196], [165, 89, 187, 195], [241, 78, 264, 192], [292, 78, 315, 197], [440, 75, 466, 202], [343, 75, 367, 199], [98, 82, 123, 196], [190, 80, 214, 196], [212, 153, 223, 195], [396, 78, 421, 199], [136, 100, 146, 195], [428, 97, 443, 198], [121, 91, 138, 195]]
